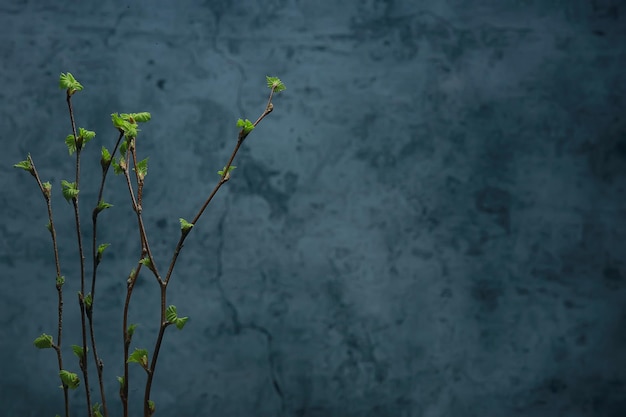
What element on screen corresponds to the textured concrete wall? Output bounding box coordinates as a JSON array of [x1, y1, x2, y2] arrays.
[[1, 1, 625, 416]]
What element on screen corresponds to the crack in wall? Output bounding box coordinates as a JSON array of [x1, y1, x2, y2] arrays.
[[214, 202, 285, 414]]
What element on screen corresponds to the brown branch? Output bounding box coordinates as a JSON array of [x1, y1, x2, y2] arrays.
[[66, 92, 92, 417], [28, 155, 70, 417], [87, 131, 124, 417]]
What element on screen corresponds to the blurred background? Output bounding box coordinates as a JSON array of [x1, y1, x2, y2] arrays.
[[1, 1, 625, 416]]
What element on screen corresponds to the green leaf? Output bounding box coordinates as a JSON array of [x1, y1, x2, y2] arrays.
[[101, 146, 111, 169], [56, 275, 65, 286], [124, 124, 138, 139], [33, 333, 54, 349], [84, 292, 93, 310], [127, 348, 149, 369], [165, 305, 178, 322], [127, 323, 138, 338], [59, 369, 80, 389], [92, 403, 103, 417], [122, 112, 151, 123], [111, 113, 139, 139], [175, 316, 189, 330], [119, 138, 129, 157], [139, 257, 152, 268], [96, 200, 113, 214], [217, 165, 236, 176], [134, 157, 148, 180], [59, 73, 83, 94], [179, 218, 194, 233], [65, 134, 77, 155], [236, 118, 255, 135], [111, 113, 126, 130], [71, 345, 86, 360], [78, 127, 96, 149], [13, 158, 33, 173], [42, 182, 52, 198], [61, 180, 79, 202], [97, 243, 110, 264], [266, 76, 286, 93], [112, 157, 125, 175], [166, 305, 189, 330]]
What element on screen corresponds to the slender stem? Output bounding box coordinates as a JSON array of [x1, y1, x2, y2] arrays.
[[28, 156, 70, 417], [88, 132, 124, 417], [66, 92, 92, 417], [121, 262, 142, 417], [143, 281, 167, 417]]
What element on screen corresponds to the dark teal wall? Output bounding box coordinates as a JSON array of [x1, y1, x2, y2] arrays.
[[1, 1, 625, 416]]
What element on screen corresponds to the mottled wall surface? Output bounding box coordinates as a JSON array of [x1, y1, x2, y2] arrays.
[[1, 1, 625, 416]]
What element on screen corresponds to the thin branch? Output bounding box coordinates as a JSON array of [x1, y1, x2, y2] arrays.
[[87, 131, 124, 417], [28, 156, 70, 417], [121, 262, 143, 417], [66, 92, 92, 417], [142, 88, 279, 417]]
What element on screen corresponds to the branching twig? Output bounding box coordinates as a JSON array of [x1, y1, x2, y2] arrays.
[[142, 83, 282, 417], [16, 73, 285, 417]]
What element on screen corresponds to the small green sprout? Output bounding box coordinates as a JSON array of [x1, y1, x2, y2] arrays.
[[217, 165, 237, 177], [134, 158, 149, 180], [59, 370, 80, 389], [127, 323, 138, 338], [266, 76, 286, 93], [179, 218, 194, 233], [165, 305, 189, 330], [96, 200, 113, 214], [100, 146, 112, 170], [237, 118, 255, 135], [127, 348, 150, 370], [83, 292, 93, 310], [139, 256, 152, 268], [59, 73, 83, 95], [96, 243, 110, 265], [33, 333, 54, 349], [93, 403, 103, 417], [111, 113, 139, 139], [42, 182, 52, 199], [13, 157, 34, 175], [112, 156, 126, 175], [61, 180, 79, 202], [72, 344, 87, 360]]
